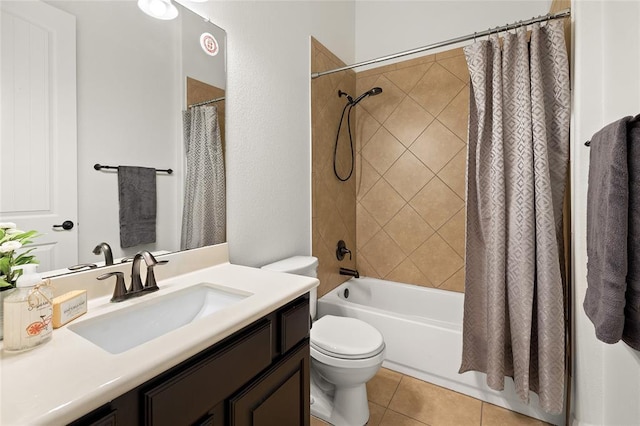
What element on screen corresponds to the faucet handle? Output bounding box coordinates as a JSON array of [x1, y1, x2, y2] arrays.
[[98, 271, 128, 303], [336, 240, 352, 261], [69, 263, 98, 271], [144, 260, 168, 292]]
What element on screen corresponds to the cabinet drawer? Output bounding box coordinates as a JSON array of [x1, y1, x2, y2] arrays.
[[280, 300, 310, 353], [144, 320, 272, 426]]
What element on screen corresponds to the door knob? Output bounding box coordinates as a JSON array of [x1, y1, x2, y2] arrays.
[[53, 220, 74, 230]]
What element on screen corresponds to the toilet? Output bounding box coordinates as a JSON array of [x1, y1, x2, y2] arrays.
[[262, 256, 385, 426]]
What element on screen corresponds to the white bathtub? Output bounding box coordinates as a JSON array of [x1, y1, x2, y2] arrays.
[[317, 277, 564, 425]]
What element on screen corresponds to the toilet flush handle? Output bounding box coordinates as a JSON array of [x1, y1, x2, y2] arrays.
[[336, 240, 352, 261]]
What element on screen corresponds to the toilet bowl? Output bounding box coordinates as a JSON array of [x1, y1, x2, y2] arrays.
[[261, 256, 385, 426]]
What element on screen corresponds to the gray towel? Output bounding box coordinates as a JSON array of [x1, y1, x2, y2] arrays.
[[584, 116, 640, 350], [623, 118, 640, 350], [118, 166, 157, 248]]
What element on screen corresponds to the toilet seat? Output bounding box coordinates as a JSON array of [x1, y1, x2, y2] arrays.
[[311, 315, 385, 360]]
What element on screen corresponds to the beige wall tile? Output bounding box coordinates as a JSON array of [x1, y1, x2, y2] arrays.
[[438, 88, 470, 142], [438, 55, 470, 83], [357, 63, 396, 79], [356, 156, 381, 201], [386, 258, 433, 287], [380, 410, 428, 426], [357, 202, 382, 248], [384, 151, 434, 201], [410, 233, 464, 286], [385, 63, 433, 94], [311, 39, 356, 298], [360, 75, 405, 123], [439, 266, 465, 293], [388, 376, 482, 426], [361, 127, 405, 175], [357, 73, 382, 95], [438, 208, 466, 257], [383, 96, 435, 147], [384, 204, 434, 256], [481, 402, 551, 426], [357, 250, 379, 277], [396, 53, 436, 70], [439, 149, 467, 199], [313, 112, 333, 167], [360, 178, 406, 226], [410, 120, 465, 173], [360, 230, 406, 277], [435, 47, 465, 60], [409, 63, 465, 116], [366, 368, 403, 407], [410, 178, 464, 230], [352, 45, 469, 294], [355, 107, 382, 152]]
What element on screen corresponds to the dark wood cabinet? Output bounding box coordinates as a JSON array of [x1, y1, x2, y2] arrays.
[[229, 341, 310, 426], [70, 294, 310, 426]]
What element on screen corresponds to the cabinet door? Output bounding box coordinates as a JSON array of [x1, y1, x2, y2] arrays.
[[229, 341, 310, 426]]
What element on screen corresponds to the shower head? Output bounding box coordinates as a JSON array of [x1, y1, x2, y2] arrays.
[[338, 87, 383, 106], [352, 87, 383, 105]]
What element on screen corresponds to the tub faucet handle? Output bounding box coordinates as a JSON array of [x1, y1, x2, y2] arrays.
[[336, 240, 352, 261]]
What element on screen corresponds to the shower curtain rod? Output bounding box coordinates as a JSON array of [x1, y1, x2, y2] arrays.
[[311, 8, 571, 79], [188, 96, 226, 108]]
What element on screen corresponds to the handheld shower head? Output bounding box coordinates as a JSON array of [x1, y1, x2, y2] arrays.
[[352, 86, 383, 105]]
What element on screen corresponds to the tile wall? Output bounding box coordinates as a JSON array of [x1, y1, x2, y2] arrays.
[[355, 48, 469, 293], [311, 38, 357, 297]]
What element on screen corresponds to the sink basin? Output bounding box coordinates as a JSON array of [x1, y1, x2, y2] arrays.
[[68, 283, 251, 354]]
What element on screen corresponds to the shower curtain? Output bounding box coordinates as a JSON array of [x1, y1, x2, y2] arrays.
[[181, 105, 226, 250], [459, 20, 570, 415]]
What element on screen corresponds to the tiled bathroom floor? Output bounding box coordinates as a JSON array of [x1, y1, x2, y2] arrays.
[[310, 368, 553, 426]]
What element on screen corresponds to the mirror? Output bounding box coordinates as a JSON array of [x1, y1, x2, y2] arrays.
[[1, 0, 226, 277]]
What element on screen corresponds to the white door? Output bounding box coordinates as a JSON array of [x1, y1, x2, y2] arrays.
[[0, 1, 77, 272]]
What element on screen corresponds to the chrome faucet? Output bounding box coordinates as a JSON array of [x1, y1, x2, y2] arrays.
[[93, 242, 114, 266], [98, 251, 168, 302]]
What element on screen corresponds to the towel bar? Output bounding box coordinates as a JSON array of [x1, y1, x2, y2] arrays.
[[94, 164, 173, 174]]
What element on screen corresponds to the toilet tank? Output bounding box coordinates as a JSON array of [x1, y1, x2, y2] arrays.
[[261, 256, 318, 318]]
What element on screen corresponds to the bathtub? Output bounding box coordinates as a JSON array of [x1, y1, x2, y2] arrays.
[[317, 277, 564, 425]]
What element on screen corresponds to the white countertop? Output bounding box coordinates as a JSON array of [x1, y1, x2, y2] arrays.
[[0, 262, 318, 425]]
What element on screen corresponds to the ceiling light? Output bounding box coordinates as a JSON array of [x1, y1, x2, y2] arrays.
[[137, 0, 179, 20]]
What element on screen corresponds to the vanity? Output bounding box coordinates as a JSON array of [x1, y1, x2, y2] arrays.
[[0, 244, 317, 425]]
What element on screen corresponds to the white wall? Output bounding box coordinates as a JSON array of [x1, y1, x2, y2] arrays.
[[183, 1, 355, 267], [572, 0, 640, 424], [355, 1, 552, 68]]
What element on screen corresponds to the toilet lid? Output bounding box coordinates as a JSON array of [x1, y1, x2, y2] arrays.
[[311, 315, 384, 359]]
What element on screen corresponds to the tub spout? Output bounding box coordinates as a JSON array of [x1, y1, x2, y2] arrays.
[[339, 267, 359, 278]]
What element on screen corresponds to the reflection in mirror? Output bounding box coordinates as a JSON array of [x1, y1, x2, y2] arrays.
[[0, 0, 226, 278]]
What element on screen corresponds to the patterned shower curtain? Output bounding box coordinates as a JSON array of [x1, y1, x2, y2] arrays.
[[459, 20, 570, 414], [181, 105, 226, 250]]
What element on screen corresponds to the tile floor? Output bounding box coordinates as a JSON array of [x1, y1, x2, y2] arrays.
[[310, 368, 553, 426]]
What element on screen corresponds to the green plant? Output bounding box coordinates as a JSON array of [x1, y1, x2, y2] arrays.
[[0, 222, 39, 289]]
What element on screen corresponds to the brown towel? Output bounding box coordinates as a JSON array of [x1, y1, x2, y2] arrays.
[[118, 166, 157, 248], [584, 115, 640, 350]]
